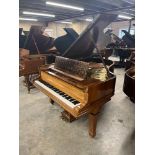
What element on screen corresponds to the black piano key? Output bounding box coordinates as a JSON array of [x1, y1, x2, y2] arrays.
[[39, 80, 80, 105], [69, 99, 75, 102], [64, 95, 69, 98], [70, 99, 76, 102], [66, 96, 71, 99], [68, 98, 73, 101], [62, 95, 67, 98], [63, 94, 68, 97], [72, 100, 80, 105]]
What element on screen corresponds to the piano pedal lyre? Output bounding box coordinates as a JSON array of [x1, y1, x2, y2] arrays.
[[61, 111, 76, 123]]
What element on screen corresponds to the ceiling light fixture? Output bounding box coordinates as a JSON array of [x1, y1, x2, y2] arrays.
[[59, 21, 72, 24], [118, 14, 132, 20], [19, 18, 38, 21], [129, 9, 135, 12], [121, 0, 134, 5], [46, 1, 84, 11], [120, 11, 135, 16], [85, 18, 93, 22], [23, 11, 55, 17]]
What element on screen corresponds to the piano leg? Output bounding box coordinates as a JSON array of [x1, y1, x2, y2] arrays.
[[25, 75, 31, 93], [24, 74, 37, 93], [89, 112, 99, 138], [49, 98, 54, 105], [88, 101, 106, 138]]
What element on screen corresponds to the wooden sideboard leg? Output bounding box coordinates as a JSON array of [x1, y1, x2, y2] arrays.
[[89, 113, 99, 138]]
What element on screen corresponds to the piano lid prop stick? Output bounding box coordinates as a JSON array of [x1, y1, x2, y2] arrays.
[[90, 36, 111, 77], [32, 35, 40, 55]]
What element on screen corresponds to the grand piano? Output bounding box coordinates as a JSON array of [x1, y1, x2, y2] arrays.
[[54, 28, 79, 55], [125, 51, 135, 70], [53, 20, 115, 72], [24, 25, 55, 55], [33, 13, 117, 137], [123, 67, 135, 103], [19, 28, 27, 48], [106, 30, 135, 67], [123, 51, 135, 103]]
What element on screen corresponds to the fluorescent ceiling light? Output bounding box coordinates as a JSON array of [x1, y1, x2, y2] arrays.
[[85, 18, 93, 22], [129, 9, 135, 12], [118, 14, 132, 19], [23, 11, 55, 17], [46, 1, 84, 11], [120, 11, 135, 16], [59, 21, 72, 24], [121, 0, 134, 5], [19, 18, 38, 21]]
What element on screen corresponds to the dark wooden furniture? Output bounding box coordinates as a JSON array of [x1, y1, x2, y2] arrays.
[[20, 56, 45, 93], [113, 48, 135, 68], [125, 51, 135, 70], [105, 30, 135, 68], [123, 67, 135, 103], [34, 56, 116, 137], [100, 48, 113, 60]]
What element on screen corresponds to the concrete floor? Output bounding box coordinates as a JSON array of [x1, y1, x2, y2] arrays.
[[19, 68, 135, 155]]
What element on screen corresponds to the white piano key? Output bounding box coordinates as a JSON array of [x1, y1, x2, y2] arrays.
[[35, 80, 80, 108]]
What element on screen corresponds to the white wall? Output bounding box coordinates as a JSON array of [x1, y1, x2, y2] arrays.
[[19, 20, 89, 37], [19, 20, 135, 38], [19, 21, 45, 31], [109, 20, 135, 36], [43, 21, 89, 38]]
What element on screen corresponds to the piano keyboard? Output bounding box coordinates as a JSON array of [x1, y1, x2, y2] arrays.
[[35, 80, 81, 108]]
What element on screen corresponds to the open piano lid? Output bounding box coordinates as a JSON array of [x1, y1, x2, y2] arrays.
[[122, 30, 135, 48], [24, 25, 54, 54], [64, 28, 79, 40], [53, 28, 79, 54], [19, 28, 23, 36], [62, 13, 117, 59]]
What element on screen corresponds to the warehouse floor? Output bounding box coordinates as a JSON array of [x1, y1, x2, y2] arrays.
[[19, 68, 135, 155]]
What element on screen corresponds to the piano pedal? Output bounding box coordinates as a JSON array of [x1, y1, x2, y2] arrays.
[[61, 111, 76, 123]]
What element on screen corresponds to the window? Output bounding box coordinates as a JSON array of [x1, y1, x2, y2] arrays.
[[119, 28, 135, 38]]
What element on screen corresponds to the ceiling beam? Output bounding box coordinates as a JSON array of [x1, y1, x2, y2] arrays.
[[50, 5, 135, 22]]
